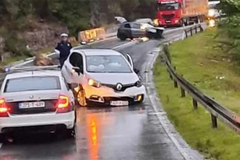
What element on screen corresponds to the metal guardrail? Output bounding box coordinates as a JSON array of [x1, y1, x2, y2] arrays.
[[162, 24, 240, 134]]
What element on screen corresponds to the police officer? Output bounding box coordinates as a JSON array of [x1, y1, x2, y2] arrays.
[[55, 33, 72, 68]]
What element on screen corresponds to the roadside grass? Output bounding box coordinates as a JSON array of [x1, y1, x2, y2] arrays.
[[153, 28, 240, 160], [1, 55, 28, 66]]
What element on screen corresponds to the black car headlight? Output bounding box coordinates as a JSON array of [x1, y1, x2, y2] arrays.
[[88, 79, 102, 88], [135, 80, 142, 87]]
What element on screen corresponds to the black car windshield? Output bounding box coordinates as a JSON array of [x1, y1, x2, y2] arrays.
[[4, 76, 61, 93], [158, 2, 179, 10], [86, 55, 132, 73]]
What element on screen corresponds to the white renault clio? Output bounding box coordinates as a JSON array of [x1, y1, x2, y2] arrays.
[[61, 49, 146, 107]]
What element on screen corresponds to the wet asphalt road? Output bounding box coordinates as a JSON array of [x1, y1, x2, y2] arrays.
[[0, 30, 188, 160]]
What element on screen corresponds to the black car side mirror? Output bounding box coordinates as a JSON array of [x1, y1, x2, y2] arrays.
[[134, 68, 140, 74], [72, 66, 83, 75]]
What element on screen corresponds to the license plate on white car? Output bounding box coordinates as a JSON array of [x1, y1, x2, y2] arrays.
[[19, 101, 45, 109], [110, 101, 129, 106]]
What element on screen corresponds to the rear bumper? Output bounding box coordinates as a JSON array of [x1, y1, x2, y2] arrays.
[[0, 111, 75, 134]]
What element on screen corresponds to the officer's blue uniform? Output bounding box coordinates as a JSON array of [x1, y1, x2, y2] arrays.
[[55, 42, 72, 68]]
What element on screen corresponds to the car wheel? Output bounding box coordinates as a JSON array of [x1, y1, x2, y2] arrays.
[[0, 133, 14, 143], [153, 30, 163, 39], [147, 32, 154, 39], [66, 125, 76, 139], [118, 33, 127, 41], [0, 133, 4, 143], [77, 85, 87, 107]]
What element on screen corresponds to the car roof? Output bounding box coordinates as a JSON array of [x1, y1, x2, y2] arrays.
[[73, 49, 122, 56], [5, 70, 62, 79]]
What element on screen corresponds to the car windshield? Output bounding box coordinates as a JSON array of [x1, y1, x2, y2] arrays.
[[158, 2, 179, 10], [4, 76, 61, 93], [86, 55, 132, 73]]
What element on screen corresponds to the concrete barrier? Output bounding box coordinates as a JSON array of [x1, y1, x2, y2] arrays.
[[78, 27, 106, 43]]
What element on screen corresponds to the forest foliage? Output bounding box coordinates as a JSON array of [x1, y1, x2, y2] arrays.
[[217, 0, 240, 62], [0, 0, 156, 57]]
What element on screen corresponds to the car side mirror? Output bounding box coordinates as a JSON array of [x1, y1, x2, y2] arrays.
[[134, 68, 140, 74], [72, 66, 83, 75]]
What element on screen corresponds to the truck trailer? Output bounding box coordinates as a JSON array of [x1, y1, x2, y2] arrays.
[[154, 0, 208, 27]]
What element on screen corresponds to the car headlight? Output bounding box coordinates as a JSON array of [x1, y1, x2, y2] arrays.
[[135, 80, 142, 87], [88, 79, 101, 88]]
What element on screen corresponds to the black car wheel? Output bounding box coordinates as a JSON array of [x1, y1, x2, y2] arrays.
[[154, 30, 163, 39], [117, 33, 127, 41], [147, 32, 155, 39]]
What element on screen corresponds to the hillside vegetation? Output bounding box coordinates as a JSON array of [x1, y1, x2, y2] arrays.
[[0, 0, 156, 61], [217, 0, 240, 63]]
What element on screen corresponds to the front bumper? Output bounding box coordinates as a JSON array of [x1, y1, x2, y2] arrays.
[[0, 111, 75, 134], [81, 85, 146, 106], [158, 18, 181, 27], [87, 94, 144, 106]]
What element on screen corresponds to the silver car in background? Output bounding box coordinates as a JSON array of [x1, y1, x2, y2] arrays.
[[116, 18, 165, 40]]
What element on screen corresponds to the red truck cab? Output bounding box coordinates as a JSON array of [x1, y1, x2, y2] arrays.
[[155, 0, 182, 27], [155, 0, 208, 27]]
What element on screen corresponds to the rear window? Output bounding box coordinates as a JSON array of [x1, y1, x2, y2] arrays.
[[4, 76, 61, 93]]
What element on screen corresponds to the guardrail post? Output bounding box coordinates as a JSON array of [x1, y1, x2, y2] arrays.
[[190, 29, 193, 36], [199, 26, 203, 32], [167, 69, 173, 80], [185, 30, 188, 38], [174, 80, 178, 88], [211, 114, 218, 128], [181, 87, 185, 97], [195, 26, 197, 33], [192, 98, 198, 109]]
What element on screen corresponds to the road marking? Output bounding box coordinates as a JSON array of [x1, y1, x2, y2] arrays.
[[113, 41, 137, 50]]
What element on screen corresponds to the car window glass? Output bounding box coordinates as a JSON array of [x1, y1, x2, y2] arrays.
[[69, 52, 83, 68], [124, 23, 131, 28], [86, 55, 132, 73], [4, 76, 61, 93], [132, 23, 141, 29]]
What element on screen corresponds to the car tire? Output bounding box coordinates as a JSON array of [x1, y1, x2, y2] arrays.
[[147, 32, 155, 39], [117, 33, 127, 41], [77, 85, 88, 107], [154, 30, 163, 39], [0, 133, 14, 144], [59, 111, 76, 139], [0, 133, 4, 143]]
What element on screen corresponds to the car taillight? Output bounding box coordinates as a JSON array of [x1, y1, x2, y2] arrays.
[[0, 98, 9, 117], [56, 95, 71, 113]]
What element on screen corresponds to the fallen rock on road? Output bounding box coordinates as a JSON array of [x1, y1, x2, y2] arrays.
[[33, 53, 53, 66]]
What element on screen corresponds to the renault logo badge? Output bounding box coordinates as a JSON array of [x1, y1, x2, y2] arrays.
[[116, 83, 123, 91]]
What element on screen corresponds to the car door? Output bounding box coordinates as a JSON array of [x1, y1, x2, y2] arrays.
[[131, 23, 145, 38], [126, 54, 133, 69], [122, 23, 132, 38], [62, 52, 85, 84]]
